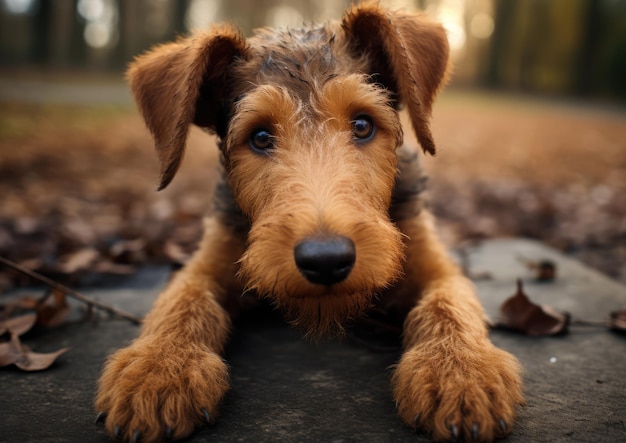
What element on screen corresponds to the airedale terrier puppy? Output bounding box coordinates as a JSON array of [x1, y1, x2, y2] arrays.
[[95, 2, 523, 442]]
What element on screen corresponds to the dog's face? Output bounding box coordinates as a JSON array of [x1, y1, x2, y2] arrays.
[[228, 73, 405, 335], [128, 2, 450, 336]]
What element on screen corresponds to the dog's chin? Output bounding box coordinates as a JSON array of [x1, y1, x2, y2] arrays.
[[270, 289, 375, 339]]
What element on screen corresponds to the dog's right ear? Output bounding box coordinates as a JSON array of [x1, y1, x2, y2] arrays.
[[128, 25, 248, 190]]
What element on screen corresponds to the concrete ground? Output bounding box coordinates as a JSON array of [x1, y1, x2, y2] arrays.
[[1, 239, 625, 443]]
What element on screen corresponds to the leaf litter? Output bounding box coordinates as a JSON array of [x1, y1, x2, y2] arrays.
[[0, 333, 68, 371], [1, 96, 625, 369], [0, 257, 142, 371], [0, 302, 68, 371], [609, 308, 626, 333], [497, 279, 570, 336], [494, 279, 626, 336]]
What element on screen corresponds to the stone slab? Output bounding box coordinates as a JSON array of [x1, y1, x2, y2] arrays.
[[0, 239, 625, 443]]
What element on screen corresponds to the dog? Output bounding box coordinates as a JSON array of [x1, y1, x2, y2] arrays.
[[95, 2, 523, 441]]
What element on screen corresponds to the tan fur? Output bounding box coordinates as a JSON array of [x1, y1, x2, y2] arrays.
[[96, 2, 523, 442]]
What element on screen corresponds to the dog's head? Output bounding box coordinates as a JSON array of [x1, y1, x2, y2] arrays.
[[129, 2, 450, 336]]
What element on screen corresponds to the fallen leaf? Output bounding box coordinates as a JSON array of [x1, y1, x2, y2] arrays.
[[16, 346, 69, 371], [609, 308, 626, 332], [61, 218, 96, 245], [36, 289, 70, 328], [0, 333, 68, 371], [163, 240, 190, 264], [0, 335, 21, 366], [498, 279, 570, 336], [517, 256, 557, 282], [57, 247, 100, 274], [533, 260, 557, 282], [17, 257, 43, 272], [14, 296, 39, 310], [14, 217, 40, 235], [109, 238, 146, 263], [0, 313, 37, 336], [92, 260, 136, 275]]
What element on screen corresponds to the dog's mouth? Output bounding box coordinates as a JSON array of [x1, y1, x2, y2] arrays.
[[268, 287, 377, 338], [283, 282, 362, 299]]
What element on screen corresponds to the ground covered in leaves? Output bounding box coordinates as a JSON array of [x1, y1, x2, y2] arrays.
[[0, 90, 624, 292]]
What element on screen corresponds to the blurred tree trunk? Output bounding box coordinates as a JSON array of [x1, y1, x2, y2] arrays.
[[69, 0, 87, 66], [519, 1, 550, 92], [48, 0, 75, 67], [222, 0, 274, 33], [169, 0, 192, 38], [116, 0, 142, 69], [485, 0, 516, 88], [31, 0, 52, 64], [575, 0, 602, 96]]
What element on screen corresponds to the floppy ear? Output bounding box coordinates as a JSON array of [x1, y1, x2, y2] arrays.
[[342, 2, 450, 155], [128, 25, 248, 190]]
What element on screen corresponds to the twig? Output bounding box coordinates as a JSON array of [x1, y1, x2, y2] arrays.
[[0, 256, 142, 325]]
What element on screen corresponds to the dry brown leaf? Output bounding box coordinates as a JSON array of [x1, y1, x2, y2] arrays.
[[0, 336, 21, 366], [14, 217, 40, 235], [532, 260, 557, 282], [14, 296, 39, 310], [62, 218, 96, 245], [57, 247, 100, 274], [0, 313, 37, 336], [517, 256, 557, 282], [0, 295, 39, 317], [609, 308, 626, 332], [499, 279, 570, 336], [109, 238, 146, 263], [17, 257, 43, 271], [163, 240, 190, 264], [92, 260, 136, 275], [0, 333, 68, 371], [36, 289, 70, 328], [16, 346, 69, 371]]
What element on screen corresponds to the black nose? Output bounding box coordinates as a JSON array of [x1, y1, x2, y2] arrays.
[[294, 236, 356, 286]]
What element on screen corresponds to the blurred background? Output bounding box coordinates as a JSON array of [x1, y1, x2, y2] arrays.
[[2, 0, 626, 97], [0, 0, 625, 290]]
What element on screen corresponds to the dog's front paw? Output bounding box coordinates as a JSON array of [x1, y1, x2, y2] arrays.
[[393, 341, 523, 442], [95, 337, 229, 442]]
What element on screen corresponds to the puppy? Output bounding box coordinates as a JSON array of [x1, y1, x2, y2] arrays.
[[95, 3, 523, 442]]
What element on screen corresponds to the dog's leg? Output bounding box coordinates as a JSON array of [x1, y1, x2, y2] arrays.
[[391, 210, 523, 442], [95, 217, 244, 442]]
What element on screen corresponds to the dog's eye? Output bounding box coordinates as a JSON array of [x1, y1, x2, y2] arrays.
[[249, 129, 274, 152], [351, 115, 374, 141]]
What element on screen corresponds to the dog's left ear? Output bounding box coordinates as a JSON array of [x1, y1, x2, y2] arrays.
[[128, 25, 249, 190], [342, 3, 450, 155]]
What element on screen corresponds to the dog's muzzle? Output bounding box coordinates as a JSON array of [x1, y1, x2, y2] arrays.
[[294, 236, 356, 286]]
